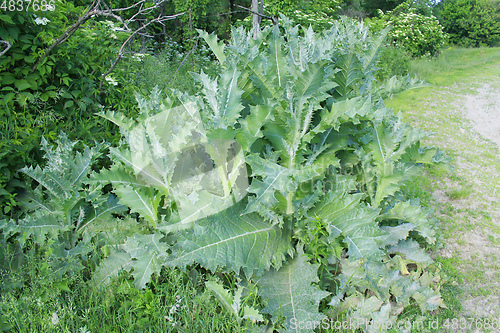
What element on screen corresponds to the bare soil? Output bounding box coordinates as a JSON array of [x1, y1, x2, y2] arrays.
[[463, 83, 500, 150]]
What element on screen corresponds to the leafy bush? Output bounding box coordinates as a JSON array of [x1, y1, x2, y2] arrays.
[[0, 4, 140, 218], [436, 0, 500, 47], [236, 0, 342, 32], [367, 2, 448, 57], [0, 134, 135, 278], [375, 45, 412, 81], [134, 36, 219, 96]]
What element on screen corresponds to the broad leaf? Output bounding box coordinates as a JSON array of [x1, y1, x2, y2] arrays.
[[197, 29, 226, 64], [380, 201, 436, 244], [167, 200, 292, 276], [311, 190, 383, 260], [123, 233, 169, 289], [2, 215, 67, 247], [114, 185, 160, 227], [92, 251, 133, 286], [258, 246, 330, 332]]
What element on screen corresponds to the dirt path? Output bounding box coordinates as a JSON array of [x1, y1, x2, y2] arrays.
[[463, 83, 500, 150], [447, 77, 500, 327], [388, 63, 500, 332]]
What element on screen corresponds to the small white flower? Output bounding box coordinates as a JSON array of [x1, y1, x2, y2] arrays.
[[105, 76, 118, 86], [132, 53, 146, 61], [51, 312, 59, 325]]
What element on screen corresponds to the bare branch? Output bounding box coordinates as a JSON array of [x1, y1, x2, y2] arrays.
[[0, 40, 12, 57], [173, 39, 198, 77], [234, 4, 277, 23], [110, 0, 146, 12], [29, 0, 177, 73], [99, 12, 186, 91], [98, 0, 131, 31]]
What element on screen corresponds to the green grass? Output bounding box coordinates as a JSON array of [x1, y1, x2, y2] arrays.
[[0, 242, 243, 333], [386, 46, 500, 331], [410, 47, 500, 86]]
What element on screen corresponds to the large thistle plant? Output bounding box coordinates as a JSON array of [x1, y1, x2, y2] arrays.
[[2, 17, 449, 332]]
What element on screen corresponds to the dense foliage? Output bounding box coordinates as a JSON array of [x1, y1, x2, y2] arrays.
[[436, 0, 500, 47], [1, 18, 450, 332], [367, 2, 447, 57], [0, 4, 141, 217], [5, 0, 496, 330]]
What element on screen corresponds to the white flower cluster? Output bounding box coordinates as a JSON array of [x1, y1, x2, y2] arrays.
[[105, 76, 118, 86], [369, 4, 447, 57], [34, 16, 50, 25]]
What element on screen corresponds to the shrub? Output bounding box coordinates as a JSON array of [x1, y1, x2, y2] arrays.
[[89, 18, 445, 331], [2, 17, 449, 332], [437, 0, 500, 47], [376, 45, 412, 81], [236, 0, 342, 32], [367, 2, 448, 57]]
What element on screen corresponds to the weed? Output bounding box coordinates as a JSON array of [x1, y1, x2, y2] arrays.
[[445, 187, 472, 200]]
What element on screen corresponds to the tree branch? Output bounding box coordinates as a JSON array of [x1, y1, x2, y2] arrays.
[[99, 12, 186, 91], [173, 39, 198, 77], [30, 0, 101, 72], [0, 40, 12, 57], [110, 0, 146, 12], [234, 4, 277, 24]]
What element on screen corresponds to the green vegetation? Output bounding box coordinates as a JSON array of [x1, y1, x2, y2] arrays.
[[435, 0, 500, 47], [1, 0, 499, 332], [410, 47, 500, 85], [386, 46, 500, 330], [0, 243, 242, 332], [366, 2, 447, 57]]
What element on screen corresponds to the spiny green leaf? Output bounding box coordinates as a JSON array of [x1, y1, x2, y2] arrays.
[[379, 223, 415, 247], [2, 215, 68, 247], [198, 29, 226, 64], [78, 194, 127, 231], [205, 280, 235, 316], [380, 201, 436, 244], [93, 251, 133, 286], [114, 185, 160, 226], [257, 246, 330, 332], [388, 239, 433, 264], [219, 66, 244, 128], [243, 155, 295, 216], [311, 190, 383, 260], [333, 53, 363, 98], [109, 147, 169, 190], [242, 306, 265, 323], [87, 164, 149, 188], [20, 165, 72, 199], [294, 61, 336, 111], [167, 200, 292, 276], [123, 233, 169, 289]]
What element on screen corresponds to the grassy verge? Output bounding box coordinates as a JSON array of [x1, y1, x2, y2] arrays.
[[0, 241, 242, 332], [386, 46, 500, 332]]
